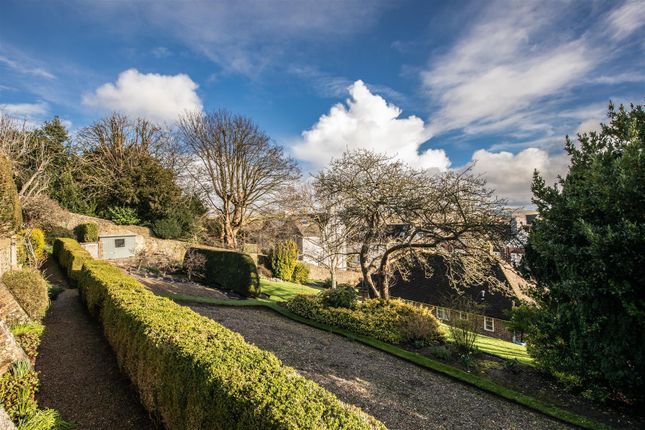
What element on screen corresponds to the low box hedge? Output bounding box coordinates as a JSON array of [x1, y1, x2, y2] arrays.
[[286, 294, 444, 346], [184, 246, 260, 297], [1, 269, 49, 321], [55, 238, 383, 430], [53, 237, 92, 284], [74, 222, 99, 243]]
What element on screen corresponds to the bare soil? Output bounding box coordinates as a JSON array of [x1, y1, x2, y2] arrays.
[[36, 257, 158, 430]]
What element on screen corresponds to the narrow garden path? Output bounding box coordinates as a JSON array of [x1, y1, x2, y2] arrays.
[[191, 304, 571, 430], [36, 258, 157, 430]]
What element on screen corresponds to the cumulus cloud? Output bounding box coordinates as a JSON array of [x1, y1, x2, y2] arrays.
[[291, 80, 450, 172], [82, 69, 202, 123], [468, 148, 569, 206]]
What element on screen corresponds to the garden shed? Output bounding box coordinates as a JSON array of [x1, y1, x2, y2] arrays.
[[99, 233, 137, 260]]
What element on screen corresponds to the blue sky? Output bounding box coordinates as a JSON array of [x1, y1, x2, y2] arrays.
[[1, 0, 644, 205]]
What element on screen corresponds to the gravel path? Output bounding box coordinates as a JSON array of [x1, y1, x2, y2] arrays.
[[191, 305, 571, 430], [36, 259, 157, 430]]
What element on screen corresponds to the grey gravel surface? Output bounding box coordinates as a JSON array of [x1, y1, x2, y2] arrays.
[[191, 305, 572, 430]]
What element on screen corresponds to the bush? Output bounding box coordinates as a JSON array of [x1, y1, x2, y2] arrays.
[[53, 238, 92, 284], [0, 153, 22, 235], [183, 246, 260, 297], [0, 360, 39, 423], [291, 262, 309, 284], [11, 322, 45, 362], [152, 217, 183, 239], [2, 269, 49, 320], [320, 285, 358, 309], [287, 295, 444, 345], [105, 206, 140, 225], [269, 240, 299, 281], [55, 238, 384, 430], [17, 228, 46, 267], [73, 222, 98, 243]]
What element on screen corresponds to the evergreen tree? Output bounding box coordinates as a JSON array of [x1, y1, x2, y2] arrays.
[[525, 102, 645, 402]]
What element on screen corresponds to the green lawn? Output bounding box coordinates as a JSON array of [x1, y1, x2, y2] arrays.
[[440, 323, 532, 364], [260, 278, 322, 302]]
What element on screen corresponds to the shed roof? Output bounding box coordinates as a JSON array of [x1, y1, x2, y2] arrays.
[[99, 232, 137, 238]]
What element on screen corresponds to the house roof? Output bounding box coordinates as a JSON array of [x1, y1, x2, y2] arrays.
[[99, 232, 137, 238]]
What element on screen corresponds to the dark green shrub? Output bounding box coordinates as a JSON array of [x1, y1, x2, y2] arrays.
[[269, 240, 299, 281], [320, 285, 358, 309], [105, 206, 140, 225], [0, 153, 22, 235], [73, 222, 98, 242], [152, 217, 183, 239], [183, 246, 260, 297], [2, 270, 49, 320], [54, 239, 384, 429], [10, 323, 45, 362], [53, 238, 92, 284], [287, 295, 444, 345], [291, 262, 310, 284]]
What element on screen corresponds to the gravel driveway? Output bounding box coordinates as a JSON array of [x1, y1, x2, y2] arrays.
[[191, 305, 571, 430]]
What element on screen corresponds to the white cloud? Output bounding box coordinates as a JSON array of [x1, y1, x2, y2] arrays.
[[292, 80, 450, 172], [0, 55, 55, 80], [0, 101, 49, 117], [576, 119, 603, 135], [606, 0, 645, 41], [82, 69, 202, 123], [468, 148, 569, 206], [423, 2, 595, 136]]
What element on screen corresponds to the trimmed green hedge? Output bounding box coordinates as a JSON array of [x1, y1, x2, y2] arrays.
[[53, 238, 92, 284], [55, 238, 383, 430], [184, 246, 260, 297], [74, 222, 98, 243], [1, 269, 49, 321], [287, 295, 444, 345]]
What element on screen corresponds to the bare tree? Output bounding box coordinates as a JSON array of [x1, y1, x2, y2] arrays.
[[0, 113, 52, 208], [178, 110, 300, 248], [314, 149, 506, 300]]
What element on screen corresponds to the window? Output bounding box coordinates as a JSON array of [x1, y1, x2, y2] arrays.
[[484, 316, 495, 332], [436, 308, 450, 321], [458, 311, 468, 320], [114, 238, 125, 248]]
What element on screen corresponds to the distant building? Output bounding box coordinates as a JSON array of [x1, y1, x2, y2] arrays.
[[494, 209, 539, 267]]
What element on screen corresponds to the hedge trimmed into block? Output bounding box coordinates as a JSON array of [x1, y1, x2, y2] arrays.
[[184, 246, 260, 297], [1, 269, 49, 321], [53, 238, 92, 284], [56, 239, 383, 429], [74, 222, 99, 243]]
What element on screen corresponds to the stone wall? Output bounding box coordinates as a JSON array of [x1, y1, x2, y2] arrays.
[[305, 263, 362, 285], [0, 282, 28, 327]]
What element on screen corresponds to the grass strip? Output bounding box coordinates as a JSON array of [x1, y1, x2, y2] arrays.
[[164, 292, 611, 430]]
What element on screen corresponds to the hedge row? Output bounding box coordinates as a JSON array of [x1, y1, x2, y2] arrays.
[[52, 238, 92, 284], [286, 295, 444, 345], [1, 269, 49, 321], [74, 222, 98, 243], [183, 246, 260, 297], [54, 238, 383, 430]]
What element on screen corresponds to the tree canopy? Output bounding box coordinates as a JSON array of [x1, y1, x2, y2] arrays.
[[524, 102, 645, 402]]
